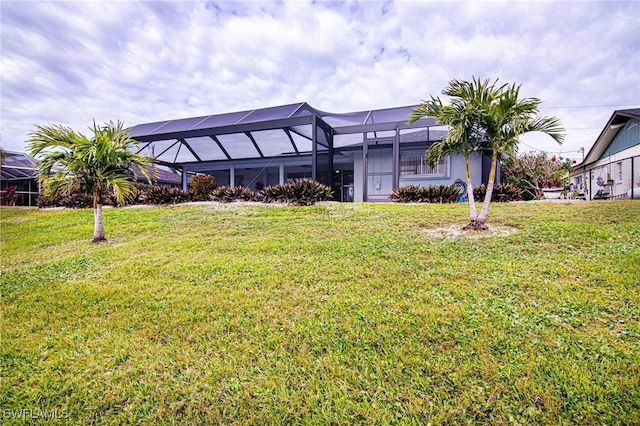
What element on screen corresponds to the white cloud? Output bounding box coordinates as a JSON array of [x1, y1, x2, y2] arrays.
[[1, 0, 638, 161]]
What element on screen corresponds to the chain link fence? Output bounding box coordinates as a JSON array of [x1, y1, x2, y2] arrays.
[[581, 155, 640, 200]]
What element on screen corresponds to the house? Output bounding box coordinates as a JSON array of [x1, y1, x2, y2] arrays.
[[128, 102, 495, 202], [131, 164, 183, 187], [572, 108, 640, 200], [0, 151, 39, 206]]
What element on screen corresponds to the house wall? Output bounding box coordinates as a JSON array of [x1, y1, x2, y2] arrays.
[[602, 118, 640, 157], [186, 144, 488, 202], [399, 152, 484, 187], [582, 145, 640, 199], [353, 147, 485, 202]]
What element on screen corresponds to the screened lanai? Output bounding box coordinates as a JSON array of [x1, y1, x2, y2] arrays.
[[128, 102, 445, 201], [0, 151, 39, 206]]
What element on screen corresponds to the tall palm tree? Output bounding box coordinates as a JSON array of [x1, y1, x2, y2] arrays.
[[476, 83, 564, 228], [409, 78, 503, 225], [28, 120, 155, 242], [410, 77, 564, 230]]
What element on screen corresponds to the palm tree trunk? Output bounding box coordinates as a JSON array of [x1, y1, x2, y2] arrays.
[[474, 148, 499, 228], [93, 188, 106, 243], [92, 204, 106, 242], [464, 154, 478, 222]]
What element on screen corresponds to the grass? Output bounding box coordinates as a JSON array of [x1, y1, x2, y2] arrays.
[[1, 201, 639, 425]]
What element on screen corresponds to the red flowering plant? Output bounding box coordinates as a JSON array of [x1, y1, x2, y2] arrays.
[[2, 185, 19, 206], [501, 152, 571, 200]]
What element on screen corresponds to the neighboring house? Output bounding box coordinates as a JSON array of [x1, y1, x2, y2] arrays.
[[128, 102, 496, 202], [0, 151, 39, 206], [572, 108, 640, 200], [131, 164, 183, 187]]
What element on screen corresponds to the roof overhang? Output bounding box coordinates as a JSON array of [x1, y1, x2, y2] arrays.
[[581, 108, 640, 167]]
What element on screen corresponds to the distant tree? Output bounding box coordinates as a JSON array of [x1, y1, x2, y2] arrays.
[[28, 121, 155, 242], [410, 77, 564, 230], [502, 152, 572, 200], [0, 148, 6, 165]]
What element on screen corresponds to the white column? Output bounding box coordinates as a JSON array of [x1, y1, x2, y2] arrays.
[[230, 165, 235, 187], [279, 162, 285, 184], [181, 167, 188, 191]]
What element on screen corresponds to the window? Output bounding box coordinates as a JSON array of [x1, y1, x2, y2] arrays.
[[617, 162, 623, 181], [400, 152, 447, 176]]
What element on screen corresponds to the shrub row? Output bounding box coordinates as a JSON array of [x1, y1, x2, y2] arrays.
[[390, 184, 461, 203], [261, 179, 333, 206], [37, 184, 191, 208], [37, 180, 333, 208], [390, 183, 523, 204], [143, 186, 190, 205], [210, 186, 254, 203], [473, 183, 522, 202]]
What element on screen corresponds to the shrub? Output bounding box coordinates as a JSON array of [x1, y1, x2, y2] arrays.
[[61, 192, 94, 208], [144, 186, 189, 205], [390, 184, 460, 203], [36, 195, 58, 209], [36, 189, 134, 209], [125, 183, 151, 205], [103, 190, 122, 208], [422, 185, 461, 203], [260, 180, 333, 206], [211, 186, 254, 203], [190, 174, 218, 201], [473, 183, 522, 202], [389, 185, 424, 203], [502, 152, 572, 200]]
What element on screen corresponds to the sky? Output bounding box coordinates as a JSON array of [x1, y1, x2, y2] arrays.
[[1, 0, 639, 162]]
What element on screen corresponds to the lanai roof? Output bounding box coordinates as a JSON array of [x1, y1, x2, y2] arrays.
[[128, 102, 437, 165], [1, 151, 37, 181]]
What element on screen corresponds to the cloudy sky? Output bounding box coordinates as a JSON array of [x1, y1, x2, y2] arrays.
[[2, 0, 639, 161]]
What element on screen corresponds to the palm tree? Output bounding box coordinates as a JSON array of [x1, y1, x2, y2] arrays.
[[476, 83, 564, 228], [28, 120, 155, 242], [410, 77, 564, 230], [409, 78, 503, 226]]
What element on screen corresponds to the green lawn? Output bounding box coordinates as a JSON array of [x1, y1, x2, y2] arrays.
[[1, 201, 639, 425]]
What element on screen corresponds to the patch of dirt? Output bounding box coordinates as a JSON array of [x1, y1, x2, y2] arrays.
[[422, 224, 519, 239]]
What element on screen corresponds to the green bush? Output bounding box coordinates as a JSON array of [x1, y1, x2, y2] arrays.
[[36, 195, 57, 209], [260, 180, 333, 206], [390, 184, 460, 203], [125, 183, 151, 205], [144, 186, 189, 205], [389, 185, 424, 203], [210, 186, 254, 203], [473, 183, 522, 202], [36, 192, 93, 209], [190, 174, 218, 201]]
